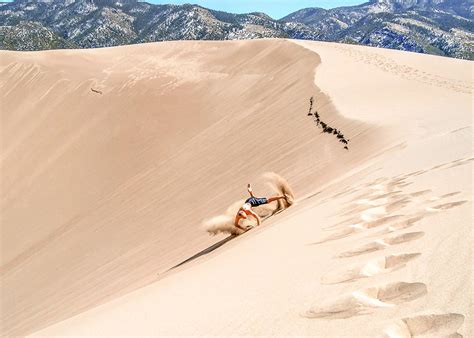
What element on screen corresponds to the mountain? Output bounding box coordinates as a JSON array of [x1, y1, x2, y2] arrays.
[[0, 20, 76, 50], [0, 0, 290, 49], [281, 0, 473, 59], [0, 0, 472, 59]]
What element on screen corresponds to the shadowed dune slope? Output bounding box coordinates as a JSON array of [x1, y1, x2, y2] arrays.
[[0, 39, 384, 335]]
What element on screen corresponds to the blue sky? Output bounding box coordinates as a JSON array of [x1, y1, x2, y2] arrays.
[[4, 1, 367, 19], [145, 1, 366, 18]]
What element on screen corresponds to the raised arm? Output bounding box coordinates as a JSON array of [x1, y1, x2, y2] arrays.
[[247, 183, 255, 197]]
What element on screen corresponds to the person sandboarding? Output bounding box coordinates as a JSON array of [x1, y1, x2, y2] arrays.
[[234, 184, 289, 232]]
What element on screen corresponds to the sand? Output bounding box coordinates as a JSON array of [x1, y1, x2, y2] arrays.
[[0, 39, 472, 336]]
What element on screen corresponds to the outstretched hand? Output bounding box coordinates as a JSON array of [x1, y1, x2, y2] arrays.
[[237, 225, 252, 233]]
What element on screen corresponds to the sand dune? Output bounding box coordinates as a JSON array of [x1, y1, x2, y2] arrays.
[[0, 39, 380, 335], [1, 39, 472, 336]]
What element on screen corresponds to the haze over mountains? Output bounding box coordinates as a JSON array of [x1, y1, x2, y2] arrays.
[[0, 0, 472, 59]]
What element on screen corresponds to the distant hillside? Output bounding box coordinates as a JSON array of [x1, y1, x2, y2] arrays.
[[281, 0, 473, 59], [0, 0, 472, 59]]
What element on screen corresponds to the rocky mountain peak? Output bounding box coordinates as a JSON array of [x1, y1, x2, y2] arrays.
[[1, 0, 472, 60], [370, 0, 446, 10]]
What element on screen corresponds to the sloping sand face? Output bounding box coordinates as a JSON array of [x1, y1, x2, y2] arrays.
[[0, 40, 384, 336], [2, 40, 472, 336]]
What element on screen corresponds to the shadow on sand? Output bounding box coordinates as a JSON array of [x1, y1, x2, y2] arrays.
[[166, 235, 237, 272]]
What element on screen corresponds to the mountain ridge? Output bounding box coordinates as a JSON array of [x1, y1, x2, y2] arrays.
[[0, 0, 472, 59]]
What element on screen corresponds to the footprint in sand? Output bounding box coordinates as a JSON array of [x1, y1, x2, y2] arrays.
[[313, 215, 407, 244], [384, 198, 412, 213], [445, 157, 474, 169], [340, 194, 408, 218], [344, 184, 414, 215], [409, 190, 432, 198], [326, 186, 461, 238], [373, 215, 425, 236], [403, 170, 427, 178], [337, 232, 424, 258], [430, 157, 473, 171], [365, 215, 407, 229], [349, 189, 386, 201], [360, 205, 394, 222], [425, 201, 468, 212], [325, 211, 415, 233], [450, 128, 472, 137], [371, 191, 405, 200], [438, 192, 462, 199], [426, 191, 462, 202], [322, 253, 421, 284], [303, 282, 427, 319], [370, 179, 409, 193], [430, 163, 451, 170], [380, 313, 465, 338]]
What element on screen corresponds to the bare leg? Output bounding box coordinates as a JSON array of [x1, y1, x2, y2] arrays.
[[267, 196, 286, 203]]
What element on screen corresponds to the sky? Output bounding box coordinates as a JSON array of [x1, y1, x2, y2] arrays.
[[1, 0, 369, 19], [144, 1, 366, 19], [3, 0, 367, 19]]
